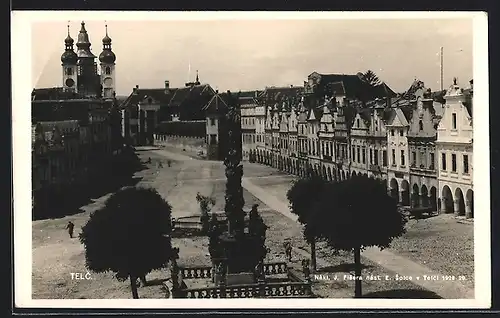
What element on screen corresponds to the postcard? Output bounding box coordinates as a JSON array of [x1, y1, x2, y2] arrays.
[[12, 10, 490, 309]]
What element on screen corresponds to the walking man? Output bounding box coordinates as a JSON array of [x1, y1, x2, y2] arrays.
[[66, 221, 75, 238]]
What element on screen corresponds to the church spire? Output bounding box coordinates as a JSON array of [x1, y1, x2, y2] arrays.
[[76, 21, 96, 58], [61, 21, 77, 65], [99, 21, 116, 64], [195, 70, 200, 85]]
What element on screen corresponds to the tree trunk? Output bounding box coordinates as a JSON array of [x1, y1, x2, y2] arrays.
[[310, 239, 317, 272], [354, 246, 362, 298], [130, 275, 139, 299]]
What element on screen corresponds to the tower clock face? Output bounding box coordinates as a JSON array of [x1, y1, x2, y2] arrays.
[[65, 78, 75, 87], [103, 77, 113, 86]]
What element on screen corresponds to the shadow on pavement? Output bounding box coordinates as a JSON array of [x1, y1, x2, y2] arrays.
[[32, 149, 147, 221], [317, 263, 372, 273], [362, 288, 442, 299]]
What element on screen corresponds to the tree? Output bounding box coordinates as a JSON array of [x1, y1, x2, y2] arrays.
[[312, 176, 407, 298], [286, 175, 329, 271], [362, 70, 381, 86], [79, 186, 174, 299], [223, 90, 245, 236]]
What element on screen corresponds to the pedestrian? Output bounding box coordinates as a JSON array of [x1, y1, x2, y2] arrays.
[[66, 221, 75, 238]]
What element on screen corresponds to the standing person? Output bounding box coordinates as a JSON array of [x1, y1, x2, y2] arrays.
[[66, 221, 75, 238]]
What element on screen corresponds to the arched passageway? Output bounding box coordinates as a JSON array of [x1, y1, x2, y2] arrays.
[[455, 188, 466, 216], [430, 186, 437, 211], [441, 185, 454, 214], [401, 180, 410, 206], [412, 184, 420, 208], [421, 185, 429, 207], [390, 178, 399, 202]]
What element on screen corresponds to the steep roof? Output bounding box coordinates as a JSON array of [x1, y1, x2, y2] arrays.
[[258, 86, 303, 102], [312, 73, 396, 101], [32, 87, 90, 101], [203, 93, 229, 114], [120, 84, 214, 109]]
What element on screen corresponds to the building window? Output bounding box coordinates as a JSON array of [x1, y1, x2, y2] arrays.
[[210, 118, 216, 126], [412, 151, 417, 166], [452, 113, 457, 130], [374, 149, 379, 165], [420, 151, 426, 167], [362, 148, 366, 164], [210, 134, 217, 144], [391, 149, 396, 165], [419, 120, 423, 131], [66, 67, 73, 75], [463, 154, 469, 174], [452, 153, 457, 172], [399, 129, 404, 136], [105, 66, 111, 75], [430, 152, 435, 169], [391, 129, 395, 136], [442, 153, 447, 170], [357, 147, 361, 163], [382, 150, 387, 166], [356, 118, 360, 127], [369, 149, 373, 164], [352, 146, 356, 162], [400, 150, 405, 166]]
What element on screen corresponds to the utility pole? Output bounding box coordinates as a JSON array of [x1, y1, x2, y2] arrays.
[[440, 46, 444, 91]]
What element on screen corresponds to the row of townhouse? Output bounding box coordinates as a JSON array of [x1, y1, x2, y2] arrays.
[[31, 88, 123, 214], [242, 72, 474, 219]]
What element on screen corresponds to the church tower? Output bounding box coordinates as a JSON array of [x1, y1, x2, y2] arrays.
[[61, 23, 78, 92], [76, 21, 101, 97], [99, 23, 116, 100]]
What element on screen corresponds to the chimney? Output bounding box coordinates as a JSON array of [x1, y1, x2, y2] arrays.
[[469, 79, 473, 90], [133, 85, 139, 95], [290, 85, 293, 88], [165, 80, 170, 94]]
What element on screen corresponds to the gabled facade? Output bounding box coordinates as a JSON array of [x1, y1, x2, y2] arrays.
[[436, 79, 473, 218], [350, 109, 371, 176], [306, 107, 322, 174], [240, 91, 259, 161], [368, 103, 391, 181], [386, 105, 412, 206], [407, 83, 440, 210]]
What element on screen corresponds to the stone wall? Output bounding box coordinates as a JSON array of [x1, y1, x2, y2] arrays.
[[154, 135, 207, 155]]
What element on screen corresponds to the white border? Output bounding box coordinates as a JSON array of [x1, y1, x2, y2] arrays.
[[13, 11, 490, 309]]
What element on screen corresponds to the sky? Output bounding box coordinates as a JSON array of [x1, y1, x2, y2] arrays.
[[31, 17, 473, 96]]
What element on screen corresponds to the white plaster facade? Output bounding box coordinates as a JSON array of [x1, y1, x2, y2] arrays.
[[436, 80, 473, 218], [386, 108, 411, 206]]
